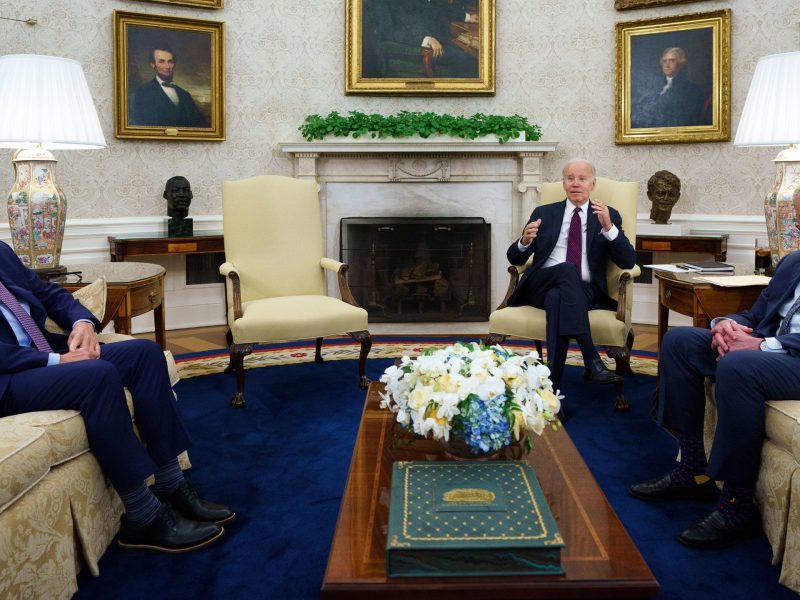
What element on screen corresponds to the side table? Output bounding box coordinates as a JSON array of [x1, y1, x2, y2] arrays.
[[108, 231, 223, 261], [57, 263, 167, 349]]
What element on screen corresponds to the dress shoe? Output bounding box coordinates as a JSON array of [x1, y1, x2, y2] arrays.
[[155, 479, 236, 526], [629, 472, 717, 502], [118, 505, 224, 553], [584, 358, 623, 384], [677, 508, 761, 549]]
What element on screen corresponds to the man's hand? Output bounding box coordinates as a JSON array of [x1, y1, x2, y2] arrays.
[[68, 321, 100, 356], [710, 319, 753, 357], [721, 331, 763, 355], [60, 348, 100, 363], [590, 199, 613, 231], [428, 37, 444, 57], [521, 218, 541, 246]]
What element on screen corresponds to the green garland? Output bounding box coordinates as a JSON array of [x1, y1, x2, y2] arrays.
[[299, 111, 542, 143]]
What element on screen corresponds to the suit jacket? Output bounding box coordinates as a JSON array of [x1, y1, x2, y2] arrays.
[[631, 70, 708, 128], [129, 78, 206, 127], [727, 250, 800, 356], [0, 242, 100, 398], [506, 199, 636, 307]]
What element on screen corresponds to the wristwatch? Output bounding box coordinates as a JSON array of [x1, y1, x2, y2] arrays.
[[760, 339, 769, 352]]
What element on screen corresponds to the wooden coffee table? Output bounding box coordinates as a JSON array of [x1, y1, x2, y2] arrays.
[[322, 383, 659, 598]]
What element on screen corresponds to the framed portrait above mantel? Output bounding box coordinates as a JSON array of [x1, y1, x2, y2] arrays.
[[134, 0, 224, 8], [345, 0, 495, 95], [113, 11, 225, 141], [615, 9, 730, 145]]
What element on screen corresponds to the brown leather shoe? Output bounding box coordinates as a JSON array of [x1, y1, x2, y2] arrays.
[[118, 505, 224, 553]]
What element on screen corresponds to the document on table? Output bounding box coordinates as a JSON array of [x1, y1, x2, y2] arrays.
[[693, 275, 771, 287], [643, 264, 697, 273]]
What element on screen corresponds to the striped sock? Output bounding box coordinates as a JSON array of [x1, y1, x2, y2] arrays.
[[151, 458, 184, 495], [118, 483, 162, 527], [717, 483, 755, 527]]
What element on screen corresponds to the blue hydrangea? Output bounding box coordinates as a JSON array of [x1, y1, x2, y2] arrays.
[[457, 394, 511, 454]]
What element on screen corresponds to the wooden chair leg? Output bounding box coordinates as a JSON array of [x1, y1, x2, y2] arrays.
[[483, 333, 507, 346], [606, 345, 630, 413], [349, 330, 372, 389], [535, 340, 543, 360], [229, 343, 253, 409], [315, 337, 324, 363]]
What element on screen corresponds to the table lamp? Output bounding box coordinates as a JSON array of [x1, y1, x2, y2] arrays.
[[734, 50, 800, 267], [0, 54, 105, 276]]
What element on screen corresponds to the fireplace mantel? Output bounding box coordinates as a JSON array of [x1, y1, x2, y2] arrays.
[[278, 139, 559, 310]]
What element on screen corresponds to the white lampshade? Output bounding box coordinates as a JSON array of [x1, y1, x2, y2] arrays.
[[734, 51, 800, 147], [0, 54, 105, 149]]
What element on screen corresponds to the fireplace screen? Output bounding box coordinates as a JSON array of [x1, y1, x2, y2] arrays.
[[340, 217, 490, 322]]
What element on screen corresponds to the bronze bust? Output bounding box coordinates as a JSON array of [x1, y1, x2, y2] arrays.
[[647, 170, 681, 224], [164, 176, 193, 236]]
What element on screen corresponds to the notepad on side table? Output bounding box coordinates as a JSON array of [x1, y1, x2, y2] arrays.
[[681, 261, 735, 272], [694, 275, 771, 287]]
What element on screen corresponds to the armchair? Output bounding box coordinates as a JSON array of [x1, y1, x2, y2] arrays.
[[486, 177, 641, 411], [220, 175, 371, 408]]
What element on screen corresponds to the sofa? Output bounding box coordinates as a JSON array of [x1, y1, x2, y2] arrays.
[[704, 380, 800, 593], [0, 279, 184, 599]]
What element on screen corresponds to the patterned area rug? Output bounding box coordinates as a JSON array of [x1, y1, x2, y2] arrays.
[[175, 336, 658, 379]]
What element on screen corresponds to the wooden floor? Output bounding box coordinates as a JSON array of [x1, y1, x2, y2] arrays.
[[135, 323, 660, 356]]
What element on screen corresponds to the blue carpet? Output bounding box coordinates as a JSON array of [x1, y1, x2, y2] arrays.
[[74, 352, 797, 600]]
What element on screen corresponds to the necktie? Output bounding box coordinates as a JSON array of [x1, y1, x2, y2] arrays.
[[0, 279, 53, 352], [161, 82, 175, 88], [778, 294, 800, 335], [565, 206, 582, 279]]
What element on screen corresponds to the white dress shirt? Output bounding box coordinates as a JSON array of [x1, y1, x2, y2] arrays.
[[0, 300, 62, 365], [518, 202, 619, 283], [156, 76, 180, 106]]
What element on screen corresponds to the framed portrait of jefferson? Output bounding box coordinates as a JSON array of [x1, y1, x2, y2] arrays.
[[615, 10, 730, 145], [345, 0, 495, 95], [113, 11, 225, 141]]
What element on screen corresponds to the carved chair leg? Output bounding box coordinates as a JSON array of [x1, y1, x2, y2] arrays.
[[606, 345, 630, 413], [229, 343, 253, 409], [483, 333, 507, 346], [315, 337, 324, 363], [349, 330, 372, 389], [535, 340, 543, 359]]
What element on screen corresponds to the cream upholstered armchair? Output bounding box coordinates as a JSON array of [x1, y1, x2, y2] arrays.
[[486, 177, 641, 411], [220, 175, 371, 408]]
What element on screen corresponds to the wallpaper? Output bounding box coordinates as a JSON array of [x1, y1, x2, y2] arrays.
[[0, 0, 797, 220]]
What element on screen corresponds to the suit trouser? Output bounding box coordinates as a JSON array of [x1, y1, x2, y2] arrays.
[[2, 339, 192, 492], [658, 327, 800, 486], [512, 263, 598, 386]]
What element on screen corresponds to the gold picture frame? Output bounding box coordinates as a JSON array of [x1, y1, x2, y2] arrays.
[[134, 0, 224, 8], [615, 9, 730, 145], [615, 0, 708, 10], [113, 11, 225, 141], [345, 0, 495, 95]]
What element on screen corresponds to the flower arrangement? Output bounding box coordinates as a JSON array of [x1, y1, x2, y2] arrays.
[[298, 111, 542, 143], [379, 342, 561, 456]]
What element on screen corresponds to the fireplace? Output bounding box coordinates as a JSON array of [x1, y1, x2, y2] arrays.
[[341, 217, 490, 322]]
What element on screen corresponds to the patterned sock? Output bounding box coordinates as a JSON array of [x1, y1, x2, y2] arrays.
[[669, 436, 709, 486], [717, 483, 755, 528], [151, 458, 184, 495], [119, 483, 162, 527]]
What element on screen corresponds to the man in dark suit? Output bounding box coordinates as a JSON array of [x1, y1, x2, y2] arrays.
[[0, 241, 233, 552], [130, 46, 207, 127], [506, 159, 637, 392], [631, 47, 709, 129], [631, 250, 800, 548]]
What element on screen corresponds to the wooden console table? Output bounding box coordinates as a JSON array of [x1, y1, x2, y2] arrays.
[[58, 263, 167, 349], [108, 231, 223, 262]]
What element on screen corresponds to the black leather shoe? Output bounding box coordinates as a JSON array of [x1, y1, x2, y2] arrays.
[[630, 472, 718, 502], [677, 509, 761, 549], [155, 480, 236, 526], [118, 505, 224, 553], [584, 358, 622, 384]]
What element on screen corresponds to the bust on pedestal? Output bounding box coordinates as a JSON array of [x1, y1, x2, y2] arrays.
[[638, 170, 689, 235], [165, 175, 193, 237]]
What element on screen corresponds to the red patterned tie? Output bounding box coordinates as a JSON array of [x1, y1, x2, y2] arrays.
[[0, 279, 53, 352], [565, 206, 582, 279]]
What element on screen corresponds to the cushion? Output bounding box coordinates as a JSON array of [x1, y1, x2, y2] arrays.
[[44, 276, 107, 335], [0, 418, 51, 513]]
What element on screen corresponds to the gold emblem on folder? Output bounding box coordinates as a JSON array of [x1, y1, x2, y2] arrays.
[[442, 488, 496, 505]]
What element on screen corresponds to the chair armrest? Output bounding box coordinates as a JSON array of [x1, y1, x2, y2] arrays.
[[614, 268, 639, 322], [321, 257, 361, 307], [219, 261, 243, 320], [495, 265, 523, 310]]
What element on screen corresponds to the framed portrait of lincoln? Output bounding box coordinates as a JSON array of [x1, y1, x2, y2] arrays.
[[615, 9, 730, 145], [113, 11, 225, 141], [345, 0, 495, 95]]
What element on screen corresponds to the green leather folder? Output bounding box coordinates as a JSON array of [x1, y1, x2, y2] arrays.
[[386, 461, 565, 577]]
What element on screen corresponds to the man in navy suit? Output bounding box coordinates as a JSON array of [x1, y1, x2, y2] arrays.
[[129, 46, 207, 128], [0, 241, 233, 552], [631, 250, 800, 548], [506, 159, 637, 392]]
